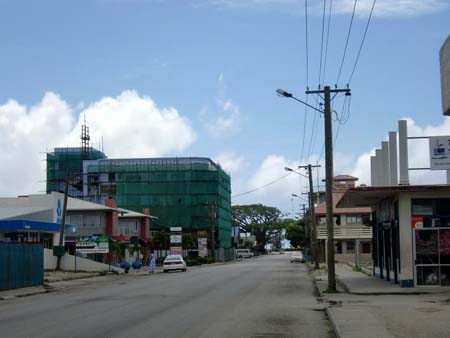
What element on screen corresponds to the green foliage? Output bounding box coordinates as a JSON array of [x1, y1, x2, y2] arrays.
[[110, 241, 127, 262], [182, 233, 195, 250], [232, 204, 284, 253], [153, 231, 170, 250], [285, 220, 305, 249]]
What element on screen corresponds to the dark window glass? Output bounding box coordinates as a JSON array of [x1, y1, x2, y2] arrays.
[[417, 266, 439, 285], [412, 199, 433, 216], [415, 230, 439, 264]]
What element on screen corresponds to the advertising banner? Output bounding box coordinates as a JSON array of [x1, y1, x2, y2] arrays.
[[76, 236, 109, 253], [170, 235, 182, 244], [198, 238, 208, 257], [429, 136, 450, 169], [170, 246, 183, 255]]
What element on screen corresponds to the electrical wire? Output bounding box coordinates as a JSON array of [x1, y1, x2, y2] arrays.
[[348, 0, 377, 84], [318, 0, 327, 86], [321, 0, 333, 86], [336, 0, 358, 85], [305, 0, 310, 87], [232, 172, 293, 198]]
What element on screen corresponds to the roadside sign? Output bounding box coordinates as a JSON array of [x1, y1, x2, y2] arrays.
[[170, 246, 183, 255], [198, 238, 208, 257], [76, 236, 109, 253], [170, 235, 182, 244], [170, 227, 182, 232], [429, 136, 450, 170]]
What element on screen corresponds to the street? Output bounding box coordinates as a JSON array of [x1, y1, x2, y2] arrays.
[[0, 254, 331, 338]]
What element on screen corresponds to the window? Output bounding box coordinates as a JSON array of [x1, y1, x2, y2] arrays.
[[84, 215, 101, 227], [69, 215, 82, 227], [412, 199, 433, 216], [346, 241, 355, 253], [346, 215, 362, 224]]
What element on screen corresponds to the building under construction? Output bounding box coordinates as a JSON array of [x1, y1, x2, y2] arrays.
[[46, 147, 232, 250]]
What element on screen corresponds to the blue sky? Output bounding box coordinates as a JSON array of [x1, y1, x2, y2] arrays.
[[0, 0, 449, 213]]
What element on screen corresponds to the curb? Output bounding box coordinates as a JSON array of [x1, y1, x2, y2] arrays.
[[325, 307, 342, 338], [0, 288, 48, 301]]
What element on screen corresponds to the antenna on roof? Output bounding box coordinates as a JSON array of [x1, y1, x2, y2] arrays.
[[81, 118, 90, 160]]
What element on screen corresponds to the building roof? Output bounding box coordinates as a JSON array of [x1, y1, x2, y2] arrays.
[[314, 192, 372, 216], [333, 175, 358, 181], [337, 184, 450, 208], [67, 197, 117, 212], [117, 208, 150, 218]]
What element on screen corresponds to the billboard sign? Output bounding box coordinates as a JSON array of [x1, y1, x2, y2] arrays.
[[76, 236, 109, 253], [429, 136, 450, 170], [198, 238, 208, 257]]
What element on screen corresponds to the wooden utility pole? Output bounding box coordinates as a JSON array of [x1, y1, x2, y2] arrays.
[[306, 85, 351, 292], [299, 164, 320, 269], [202, 201, 217, 261], [56, 174, 70, 271]]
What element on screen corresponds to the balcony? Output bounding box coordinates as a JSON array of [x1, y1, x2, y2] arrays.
[[317, 225, 372, 239]]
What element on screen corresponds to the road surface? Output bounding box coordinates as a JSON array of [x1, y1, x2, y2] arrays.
[[0, 254, 331, 338]]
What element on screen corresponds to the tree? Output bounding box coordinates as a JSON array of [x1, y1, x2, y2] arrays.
[[153, 231, 170, 250], [182, 233, 194, 250], [232, 204, 284, 253], [285, 220, 305, 249]]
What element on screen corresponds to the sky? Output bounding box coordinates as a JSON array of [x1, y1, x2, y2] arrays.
[[0, 0, 449, 216]]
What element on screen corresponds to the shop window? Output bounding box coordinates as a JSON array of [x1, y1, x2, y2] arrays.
[[436, 199, 450, 217], [69, 215, 82, 227]]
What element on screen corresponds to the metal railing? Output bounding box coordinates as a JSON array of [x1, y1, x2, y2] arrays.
[[317, 226, 372, 239]]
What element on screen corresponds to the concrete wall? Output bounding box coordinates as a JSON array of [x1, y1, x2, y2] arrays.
[[44, 248, 123, 273], [398, 194, 413, 283]]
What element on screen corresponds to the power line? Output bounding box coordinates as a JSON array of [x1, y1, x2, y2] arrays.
[[318, 0, 327, 87], [336, 0, 358, 85], [348, 0, 377, 84], [305, 0, 310, 88], [321, 0, 333, 86], [232, 172, 292, 198]]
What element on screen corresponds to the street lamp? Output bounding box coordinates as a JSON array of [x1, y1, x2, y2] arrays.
[[276, 89, 324, 114], [284, 166, 308, 179]]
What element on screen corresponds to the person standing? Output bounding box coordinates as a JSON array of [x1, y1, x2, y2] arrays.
[[149, 252, 156, 273]]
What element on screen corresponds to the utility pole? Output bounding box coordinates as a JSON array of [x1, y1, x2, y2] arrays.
[[299, 164, 321, 269], [202, 201, 217, 261], [56, 174, 70, 271], [306, 85, 351, 292]]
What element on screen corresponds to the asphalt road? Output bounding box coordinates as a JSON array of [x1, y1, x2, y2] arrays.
[[0, 254, 332, 338]]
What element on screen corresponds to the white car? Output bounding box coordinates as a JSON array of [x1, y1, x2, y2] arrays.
[[236, 249, 254, 258], [163, 255, 187, 272], [290, 252, 304, 263]]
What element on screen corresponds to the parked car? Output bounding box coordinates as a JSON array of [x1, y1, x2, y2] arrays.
[[236, 249, 254, 258], [163, 255, 187, 272], [290, 252, 304, 263]]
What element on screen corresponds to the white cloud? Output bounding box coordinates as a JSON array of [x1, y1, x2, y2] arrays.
[[204, 0, 448, 17], [333, 0, 448, 17], [232, 117, 450, 212], [0, 90, 196, 197], [214, 151, 246, 175], [202, 74, 243, 138]]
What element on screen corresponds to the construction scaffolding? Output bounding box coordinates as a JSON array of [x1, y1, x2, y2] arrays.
[[46, 147, 106, 198], [84, 157, 232, 249]]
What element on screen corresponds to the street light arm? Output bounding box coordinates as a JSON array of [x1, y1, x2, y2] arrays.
[[284, 166, 308, 179], [276, 89, 324, 114]]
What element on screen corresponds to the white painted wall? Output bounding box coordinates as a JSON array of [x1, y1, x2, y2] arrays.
[[44, 248, 124, 273], [398, 194, 413, 282]]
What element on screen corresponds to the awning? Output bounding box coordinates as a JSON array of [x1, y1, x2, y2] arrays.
[[338, 184, 450, 208]]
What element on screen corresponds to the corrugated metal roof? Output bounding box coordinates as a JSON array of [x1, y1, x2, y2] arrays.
[[67, 197, 117, 212], [315, 192, 372, 215]]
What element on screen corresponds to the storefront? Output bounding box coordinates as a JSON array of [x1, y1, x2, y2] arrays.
[[338, 185, 450, 287]]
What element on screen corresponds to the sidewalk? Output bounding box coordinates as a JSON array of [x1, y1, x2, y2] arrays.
[[310, 263, 450, 338]]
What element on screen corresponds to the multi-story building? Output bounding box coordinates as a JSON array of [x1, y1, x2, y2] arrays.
[[46, 147, 232, 256], [315, 175, 372, 262]]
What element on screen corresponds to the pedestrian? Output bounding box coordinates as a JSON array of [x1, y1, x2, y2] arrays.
[[149, 252, 156, 273]]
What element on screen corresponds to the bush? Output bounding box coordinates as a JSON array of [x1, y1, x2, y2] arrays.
[[185, 258, 201, 266]]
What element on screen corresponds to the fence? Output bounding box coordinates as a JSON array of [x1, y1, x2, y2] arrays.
[[0, 243, 44, 290]]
